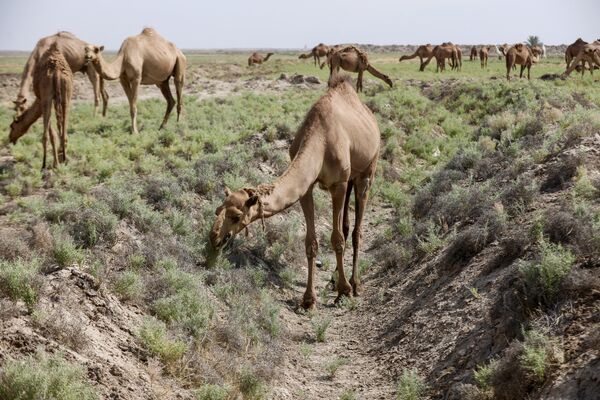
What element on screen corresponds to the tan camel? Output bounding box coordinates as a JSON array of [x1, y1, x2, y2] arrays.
[[497, 44, 509, 59], [209, 76, 380, 309], [10, 44, 72, 170], [399, 44, 434, 71], [424, 43, 459, 72], [505, 44, 534, 81], [565, 38, 596, 75], [298, 44, 329, 68], [564, 41, 600, 76], [248, 52, 274, 66], [479, 46, 491, 69], [84, 28, 186, 134], [470, 46, 478, 61], [327, 46, 392, 92]]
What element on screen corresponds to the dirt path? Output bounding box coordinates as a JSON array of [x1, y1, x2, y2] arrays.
[[270, 204, 397, 400]]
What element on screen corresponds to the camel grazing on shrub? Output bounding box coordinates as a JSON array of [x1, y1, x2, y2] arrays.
[[10, 44, 72, 169], [327, 46, 392, 92], [506, 44, 534, 81], [298, 44, 329, 68], [564, 40, 600, 76], [84, 28, 186, 134], [399, 44, 434, 71], [479, 46, 491, 69], [248, 52, 274, 66], [209, 76, 380, 309], [564, 38, 598, 76]]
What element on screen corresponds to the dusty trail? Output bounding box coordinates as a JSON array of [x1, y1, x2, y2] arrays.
[[270, 204, 397, 400]]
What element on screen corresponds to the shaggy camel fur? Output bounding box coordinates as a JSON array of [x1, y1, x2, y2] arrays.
[[327, 46, 392, 92], [10, 45, 72, 169], [506, 44, 534, 81], [209, 76, 380, 309], [564, 41, 600, 76], [248, 52, 274, 66], [399, 44, 434, 71], [84, 28, 186, 134], [298, 44, 329, 68], [470, 46, 478, 61], [479, 46, 491, 69]]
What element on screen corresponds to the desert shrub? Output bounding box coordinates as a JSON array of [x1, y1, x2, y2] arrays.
[[138, 317, 186, 367], [416, 221, 446, 255], [501, 176, 538, 216], [312, 316, 332, 343], [238, 369, 267, 400], [52, 227, 85, 268], [325, 357, 349, 379], [396, 368, 426, 400], [144, 176, 183, 211], [0, 231, 29, 261], [474, 360, 498, 393], [519, 241, 575, 306], [0, 258, 41, 310], [0, 351, 98, 400], [339, 389, 357, 400], [540, 155, 581, 192], [153, 289, 214, 339], [113, 270, 144, 301], [520, 329, 554, 382], [195, 384, 230, 400], [32, 308, 89, 351], [68, 203, 118, 248]]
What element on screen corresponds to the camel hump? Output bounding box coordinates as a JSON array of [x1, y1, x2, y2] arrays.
[[55, 31, 75, 38], [141, 27, 156, 36], [328, 74, 353, 90]]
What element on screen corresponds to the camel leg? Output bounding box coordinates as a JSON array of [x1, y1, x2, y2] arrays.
[[158, 80, 176, 130], [300, 185, 318, 309], [350, 174, 373, 296], [520, 65, 525, 79], [121, 76, 140, 134], [48, 126, 59, 169], [330, 182, 352, 302], [41, 100, 52, 170], [59, 92, 69, 164], [342, 181, 353, 241], [100, 77, 109, 117], [86, 67, 101, 117], [421, 55, 433, 71], [174, 54, 185, 122], [357, 70, 363, 92], [527, 65, 531, 80]]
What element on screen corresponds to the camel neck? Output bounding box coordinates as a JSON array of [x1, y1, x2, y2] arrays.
[[95, 52, 123, 80], [11, 99, 42, 141], [257, 129, 325, 218]]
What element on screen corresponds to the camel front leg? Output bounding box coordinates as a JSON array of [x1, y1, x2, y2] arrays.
[[300, 185, 318, 309], [121, 76, 140, 134], [330, 182, 352, 302], [342, 181, 353, 241], [100, 78, 109, 117], [349, 175, 373, 296], [158, 80, 175, 130], [86, 67, 101, 117]]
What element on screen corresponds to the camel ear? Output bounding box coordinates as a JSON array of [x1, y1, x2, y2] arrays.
[[245, 195, 259, 208], [96, 46, 104, 53]]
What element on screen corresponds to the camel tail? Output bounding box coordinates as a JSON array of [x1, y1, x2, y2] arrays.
[[366, 65, 393, 88]]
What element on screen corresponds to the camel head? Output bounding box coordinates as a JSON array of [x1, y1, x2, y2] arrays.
[[12, 96, 27, 120], [9, 113, 26, 144], [585, 46, 600, 65], [84, 45, 105, 65], [209, 187, 262, 249]]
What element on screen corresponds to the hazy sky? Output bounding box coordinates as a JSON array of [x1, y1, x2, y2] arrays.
[[0, 0, 598, 50]]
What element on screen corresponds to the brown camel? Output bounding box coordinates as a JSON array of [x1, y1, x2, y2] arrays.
[[505, 44, 534, 81], [470, 46, 478, 61], [84, 28, 186, 135], [399, 44, 434, 71], [424, 43, 459, 72], [565, 38, 596, 75], [10, 44, 72, 170], [298, 44, 329, 68], [248, 52, 274, 66], [479, 46, 491, 69], [564, 41, 600, 76], [209, 76, 380, 309], [497, 43, 509, 59], [327, 46, 392, 92]]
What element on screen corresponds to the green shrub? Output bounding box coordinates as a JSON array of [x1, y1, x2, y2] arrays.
[[0, 258, 40, 310], [0, 351, 98, 400], [195, 384, 230, 400], [339, 389, 357, 400], [52, 228, 85, 268], [113, 270, 144, 301], [474, 360, 497, 392], [396, 369, 425, 400], [153, 289, 214, 339], [325, 357, 349, 379], [520, 329, 557, 382], [138, 317, 186, 366], [312, 316, 332, 343], [238, 369, 266, 400]]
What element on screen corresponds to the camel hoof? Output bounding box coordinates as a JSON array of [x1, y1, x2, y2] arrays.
[[302, 297, 316, 310], [334, 291, 352, 305], [352, 283, 362, 297]]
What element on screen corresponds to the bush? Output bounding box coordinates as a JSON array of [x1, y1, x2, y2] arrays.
[[52, 227, 85, 268], [474, 360, 498, 392], [138, 317, 186, 367], [396, 368, 426, 400], [195, 384, 230, 400], [238, 369, 267, 400], [325, 357, 349, 379], [312, 316, 332, 343], [153, 289, 214, 339], [0, 258, 41, 310], [113, 270, 144, 301], [0, 351, 98, 400]]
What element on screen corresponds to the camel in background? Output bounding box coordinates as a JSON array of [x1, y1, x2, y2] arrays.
[[479, 46, 491, 69], [84, 28, 186, 134], [497, 44, 509, 59], [248, 52, 274, 66], [469, 46, 478, 61], [399, 44, 434, 71], [506, 44, 534, 81], [10, 44, 73, 169], [328, 46, 393, 92], [298, 43, 329, 68], [564, 40, 600, 76], [209, 76, 380, 309], [565, 38, 595, 76], [424, 43, 459, 72]]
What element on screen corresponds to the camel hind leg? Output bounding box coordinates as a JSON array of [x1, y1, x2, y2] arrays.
[[300, 185, 318, 309], [330, 181, 352, 302], [174, 54, 186, 122], [349, 171, 374, 297], [366, 65, 393, 88], [158, 80, 176, 130]]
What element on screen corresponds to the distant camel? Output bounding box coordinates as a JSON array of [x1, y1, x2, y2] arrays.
[[565, 38, 595, 76], [299, 44, 329, 68], [424, 43, 459, 72], [470, 46, 478, 61], [479, 46, 491, 69], [564, 40, 600, 76], [328, 46, 393, 92], [248, 52, 274, 66], [10, 44, 72, 169], [506, 44, 534, 81], [84, 28, 186, 134], [497, 43, 509, 59], [399, 44, 434, 71]]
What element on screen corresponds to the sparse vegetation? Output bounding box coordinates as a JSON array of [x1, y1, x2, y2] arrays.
[[312, 315, 332, 343], [138, 317, 186, 367], [396, 368, 426, 400], [325, 357, 349, 379], [0, 258, 40, 310]]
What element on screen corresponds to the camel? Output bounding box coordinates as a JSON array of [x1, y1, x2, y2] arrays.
[[327, 46, 392, 92], [209, 76, 380, 309], [565, 38, 595, 76], [497, 44, 509, 59], [505, 44, 534, 81], [530, 46, 543, 62], [248, 52, 274, 66], [398, 44, 434, 71], [84, 28, 186, 135], [298, 44, 329, 68], [424, 43, 459, 72], [564, 41, 600, 76], [10, 44, 72, 170], [479, 46, 491, 69], [10, 32, 107, 144], [470, 46, 478, 61]]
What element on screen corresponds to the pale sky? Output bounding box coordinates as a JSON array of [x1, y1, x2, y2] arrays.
[[0, 0, 597, 51]]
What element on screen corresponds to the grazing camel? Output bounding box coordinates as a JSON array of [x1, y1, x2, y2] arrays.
[[209, 76, 380, 309], [10, 44, 72, 170], [470, 46, 478, 61], [424, 43, 459, 72], [298, 44, 329, 68], [505, 44, 534, 81], [565, 38, 594, 76], [248, 52, 274, 66], [327, 46, 392, 92], [479, 46, 491, 69], [399, 44, 434, 71], [564, 41, 600, 76], [84, 28, 186, 135]]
